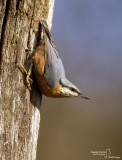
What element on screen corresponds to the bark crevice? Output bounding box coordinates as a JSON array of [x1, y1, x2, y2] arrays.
[[16, 0, 20, 11], [27, 1, 36, 51], [0, 0, 9, 71]]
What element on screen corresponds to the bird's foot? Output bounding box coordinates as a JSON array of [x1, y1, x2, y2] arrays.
[[16, 64, 33, 91]]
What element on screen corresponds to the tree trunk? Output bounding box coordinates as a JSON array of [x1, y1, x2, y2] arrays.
[[0, 0, 55, 159]]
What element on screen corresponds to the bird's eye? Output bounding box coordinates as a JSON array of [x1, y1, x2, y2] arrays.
[[71, 88, 75, 92]]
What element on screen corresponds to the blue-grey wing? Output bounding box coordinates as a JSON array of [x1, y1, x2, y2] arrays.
[[44, 34, 65, 88]]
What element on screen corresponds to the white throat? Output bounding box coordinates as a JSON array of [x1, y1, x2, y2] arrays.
[[61, 87, 78, 97]]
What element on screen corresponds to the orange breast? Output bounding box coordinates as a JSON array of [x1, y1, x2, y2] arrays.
[[33, 45, 62, 97]]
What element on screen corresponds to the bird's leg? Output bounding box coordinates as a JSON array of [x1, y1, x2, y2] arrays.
[[16, 63, 33, 91]]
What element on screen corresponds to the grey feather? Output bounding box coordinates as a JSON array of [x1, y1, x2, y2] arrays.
[[44, 33, 65, 88], [42, 22, 81, 93]]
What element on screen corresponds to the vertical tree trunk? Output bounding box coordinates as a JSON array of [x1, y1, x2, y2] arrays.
[[0, 0, 55, 159]]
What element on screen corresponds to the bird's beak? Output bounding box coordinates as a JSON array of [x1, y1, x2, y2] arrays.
[[79, 93, 91, 100]]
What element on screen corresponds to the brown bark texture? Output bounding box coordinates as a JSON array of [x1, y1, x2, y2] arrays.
[[0, 0, 55, 159]]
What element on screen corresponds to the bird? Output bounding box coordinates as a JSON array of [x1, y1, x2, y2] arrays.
[[17, 20, 90, 99]]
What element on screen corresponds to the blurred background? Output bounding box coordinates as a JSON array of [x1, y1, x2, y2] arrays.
[[37, 0, 122, 160]]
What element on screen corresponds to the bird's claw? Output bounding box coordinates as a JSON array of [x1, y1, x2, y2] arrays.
[[16, 64, 33, 91]]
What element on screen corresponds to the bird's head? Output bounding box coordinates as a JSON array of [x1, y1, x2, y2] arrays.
[[60, 78, 90, 99]]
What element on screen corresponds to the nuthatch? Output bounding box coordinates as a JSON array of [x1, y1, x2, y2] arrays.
[[17, 21, 90, 99]]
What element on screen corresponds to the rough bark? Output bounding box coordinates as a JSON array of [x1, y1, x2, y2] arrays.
[[0, 0, 55, 159]]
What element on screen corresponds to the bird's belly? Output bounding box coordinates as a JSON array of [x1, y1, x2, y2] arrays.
[[33, 47, 62, 97], [33, 64, 62, 97], [34, 73, 62, 97]]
